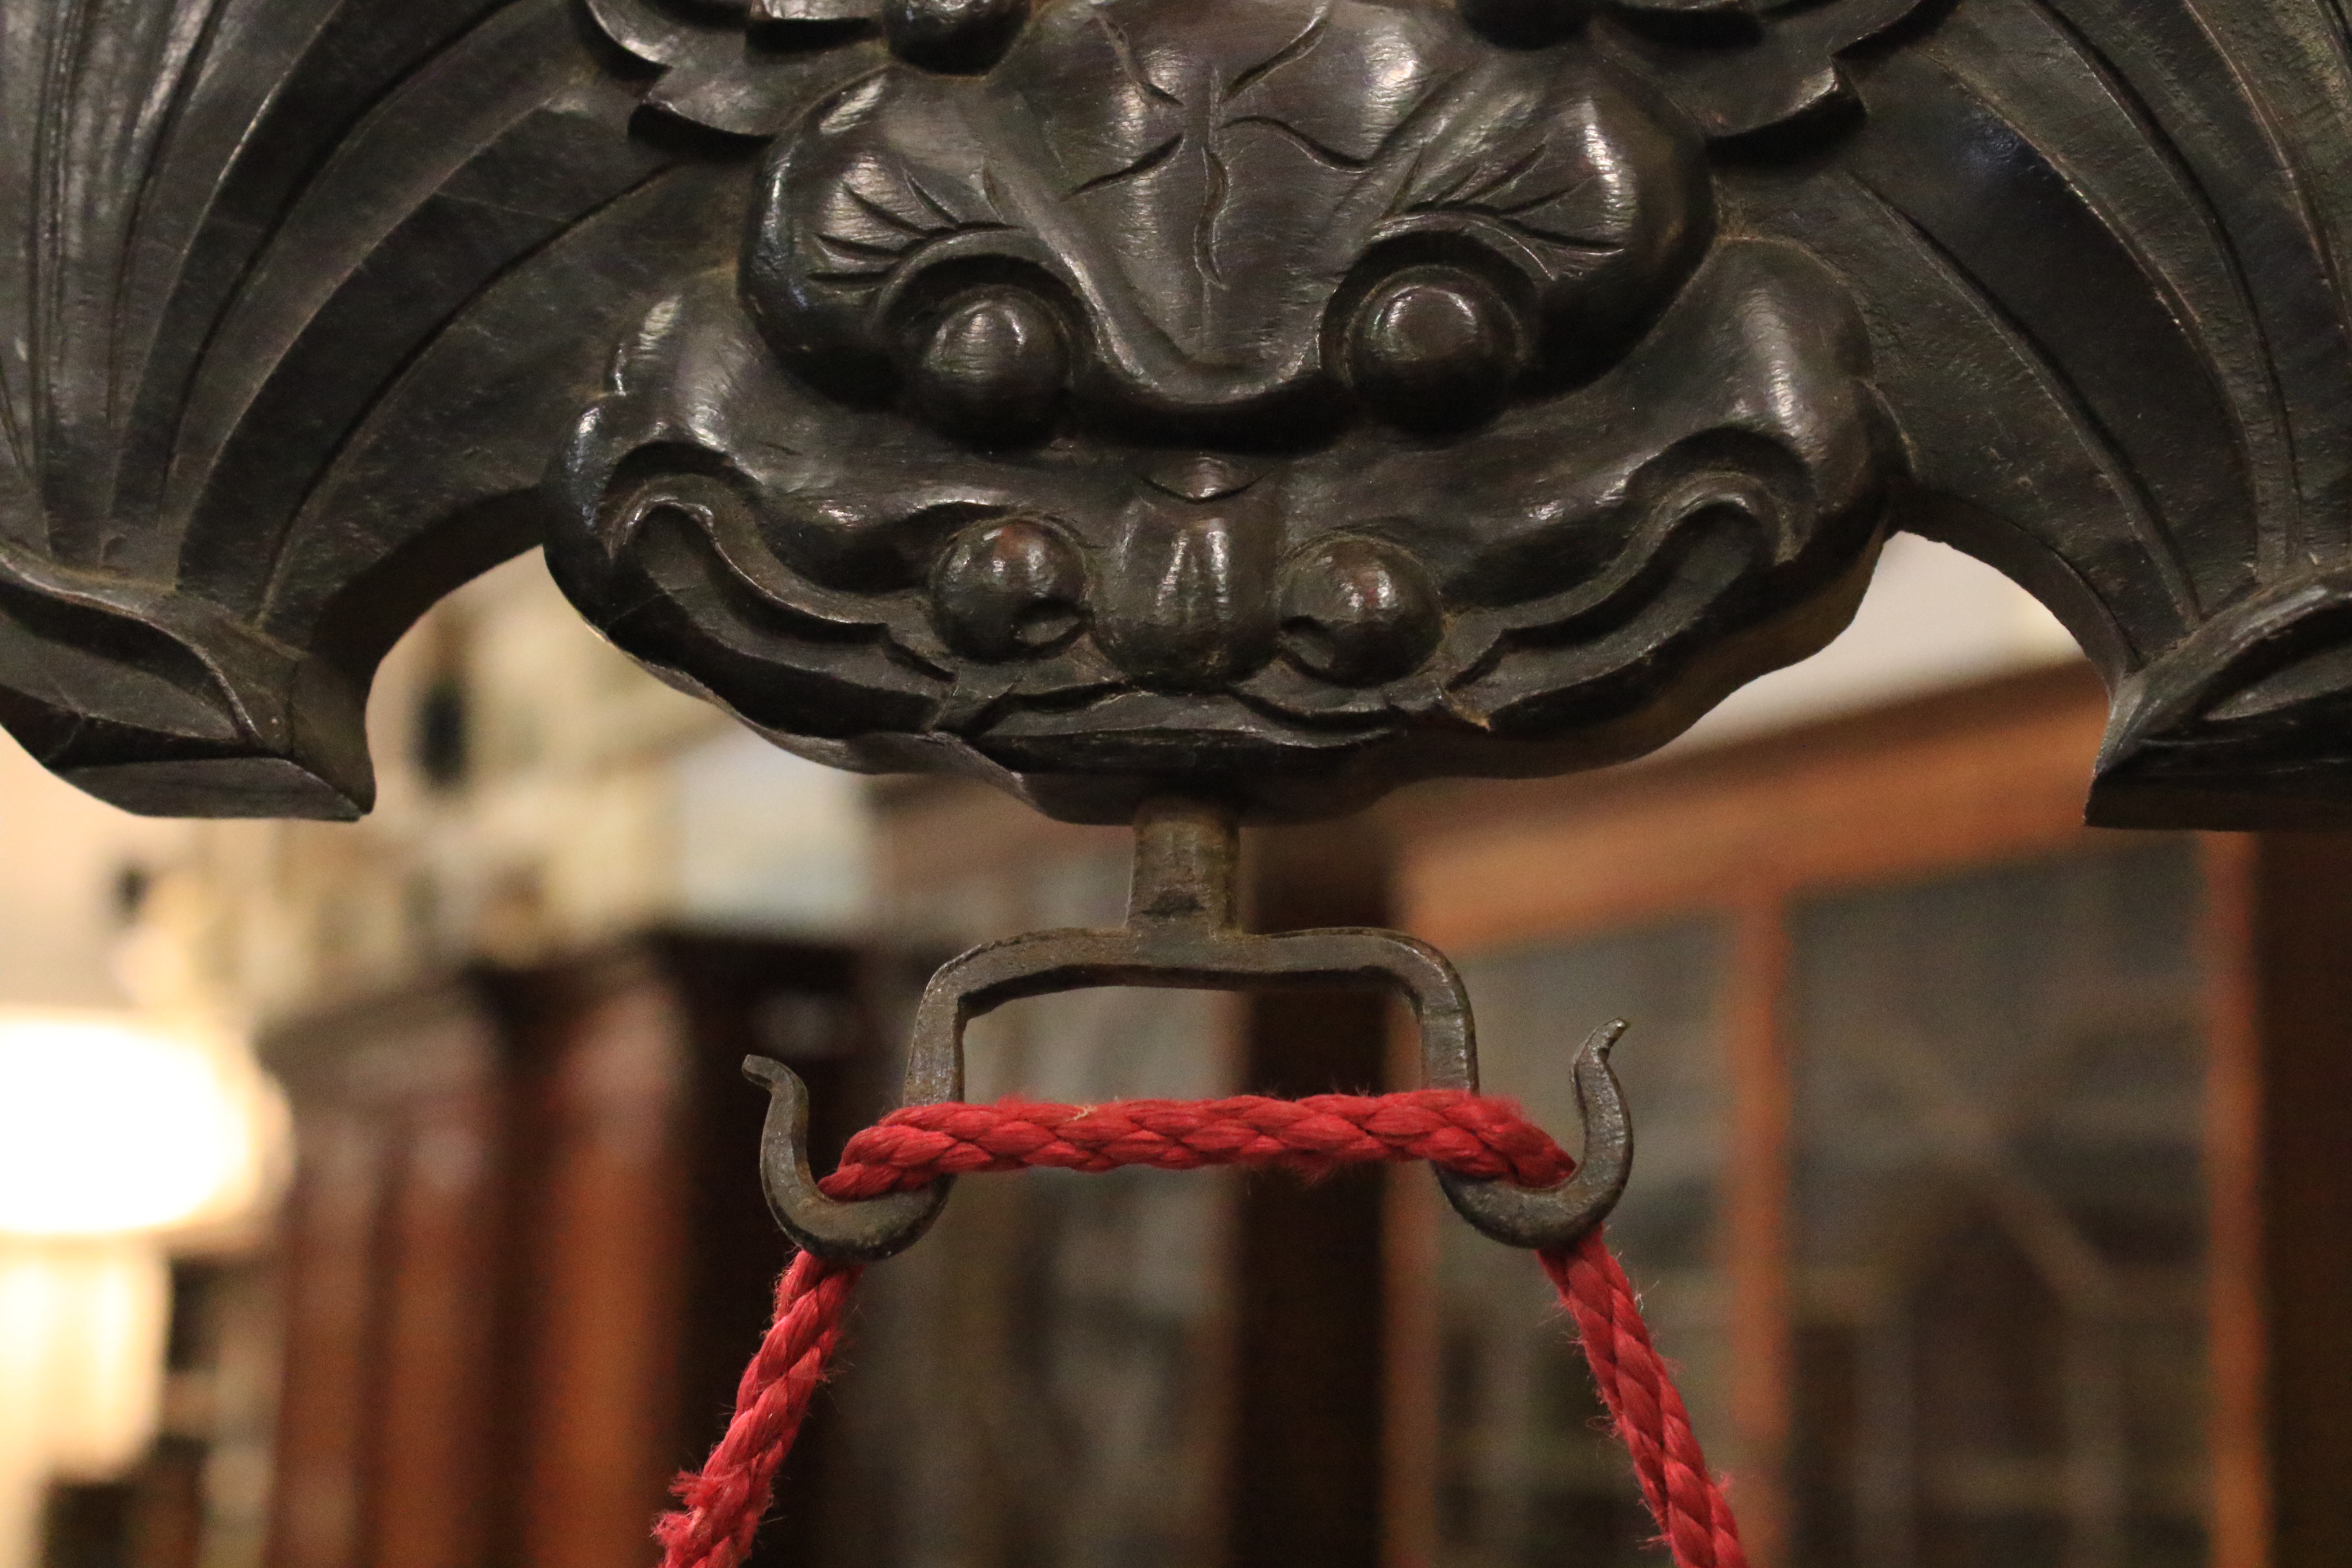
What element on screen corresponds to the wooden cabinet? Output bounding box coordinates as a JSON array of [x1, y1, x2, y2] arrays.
[[1386, 665, 2352, 1568], [261, 937, 881, 1568], [270, 986, 495, 1568], [251, 672, 2352, 1568]]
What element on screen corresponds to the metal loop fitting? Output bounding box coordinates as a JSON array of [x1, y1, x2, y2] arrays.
[[745, 796, 1633, 1263]]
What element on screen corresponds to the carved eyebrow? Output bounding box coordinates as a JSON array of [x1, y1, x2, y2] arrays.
[[1398, 138, 1623, 254], [1071, 133, 1185, 195], [903, 171, 972, 230], [1224, 114, 1369, 171], [1419, 143, 1549, 208], [1224, 68, 1461, 174], [1228, 6, 1331, 97], [810, 160, 1010, 278], [844, 185, 932, 237], [1392, 159, 1618, 255], [1093, 10, 1181, 105]]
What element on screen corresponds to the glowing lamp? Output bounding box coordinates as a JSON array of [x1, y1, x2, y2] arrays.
[[0, 1012, 284, 1568], [0, 1013, 271, 1239]]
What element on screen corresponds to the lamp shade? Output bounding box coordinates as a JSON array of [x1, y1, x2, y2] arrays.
[[0, 1012, 275, 1239]]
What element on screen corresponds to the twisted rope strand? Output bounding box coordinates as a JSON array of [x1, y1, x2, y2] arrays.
[[656, 1251, 861, 1568], [1544, 1235, 1747, 1568], [658, 1092, 1747, 1568], [819, 1089, 1579, 1199]]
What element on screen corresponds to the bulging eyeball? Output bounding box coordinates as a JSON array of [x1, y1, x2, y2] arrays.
[[908, 285, 1070, 447], [1348, 267, 1522, 434], [930, 516, 1087, 660], [885, 0, 1028, 74], [1277, 536, 1443, 687]]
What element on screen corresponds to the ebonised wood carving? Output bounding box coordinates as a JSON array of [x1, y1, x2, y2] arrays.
[[4, 0, 2351, 827]]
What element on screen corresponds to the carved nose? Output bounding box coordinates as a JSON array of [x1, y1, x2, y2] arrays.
[[1097, 507, 1277, 692], [1139, 453, 1263, 504]]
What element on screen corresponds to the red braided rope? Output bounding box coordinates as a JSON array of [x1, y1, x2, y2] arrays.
[[654, 1251, 862, 1568], [1543, 1240, 1745, 1568], [657, 1090, 1747, 1568]]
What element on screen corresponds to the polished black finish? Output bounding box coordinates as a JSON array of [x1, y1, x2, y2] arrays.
[[747, 797, 1634, 1260], [551, 0, 1894, 821], [4, 0, 2352, 827]]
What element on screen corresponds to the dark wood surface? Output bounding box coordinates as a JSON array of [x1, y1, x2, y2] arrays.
[[1391, 662, 2113, 952], [502, 957, 694, 1568], [2206, 837, 2352, 1568], [270, 1092, 407, 1568], [1230, 820, 1398, 1568], [373, 1014, 509, 1568], [1, 0, 2351, 830]]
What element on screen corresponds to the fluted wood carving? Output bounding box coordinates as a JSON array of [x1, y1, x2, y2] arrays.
[[3, 0, 2349, 826]]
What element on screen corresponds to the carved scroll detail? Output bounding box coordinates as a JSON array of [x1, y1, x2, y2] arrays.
[[2, 0, 2351, 827], [547, 0, 1904, 819]]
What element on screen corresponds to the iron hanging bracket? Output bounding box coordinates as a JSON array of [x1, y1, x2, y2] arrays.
[[743, 796, 1632, 1262]]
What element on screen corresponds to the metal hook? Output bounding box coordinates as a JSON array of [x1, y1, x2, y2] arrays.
[[743, 1055, 953, 1264], [1434, 1021, 1632, 1251], [744, 796, 1634, 1263]]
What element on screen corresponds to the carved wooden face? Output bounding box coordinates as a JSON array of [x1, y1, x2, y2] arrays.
[[549, 0, 1898, 820], [13, 0, 2342, 830]]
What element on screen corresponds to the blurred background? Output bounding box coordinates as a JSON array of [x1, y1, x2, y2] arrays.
[[0, 536, 2335, 1568]]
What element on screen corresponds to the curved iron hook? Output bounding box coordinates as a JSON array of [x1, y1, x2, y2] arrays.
[[742, 798, 1636, 1263], [1435, 1021, 1632, 1252], [743, 1055, 952, 1264]]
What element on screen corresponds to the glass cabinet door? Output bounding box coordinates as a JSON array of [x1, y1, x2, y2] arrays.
[[1438, 923, 1734, 1568], [1788, 843, 2210, 1568], [840, 848, 1233, 1568]]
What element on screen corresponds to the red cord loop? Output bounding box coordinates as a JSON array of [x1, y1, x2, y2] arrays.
[[659, 1092, 1747, 1568], [819, 1088, 1580, 1197]]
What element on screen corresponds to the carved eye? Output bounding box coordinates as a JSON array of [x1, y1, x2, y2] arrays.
[[1346, 267, 1521, 433], [908, 285, 1070, 446]]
